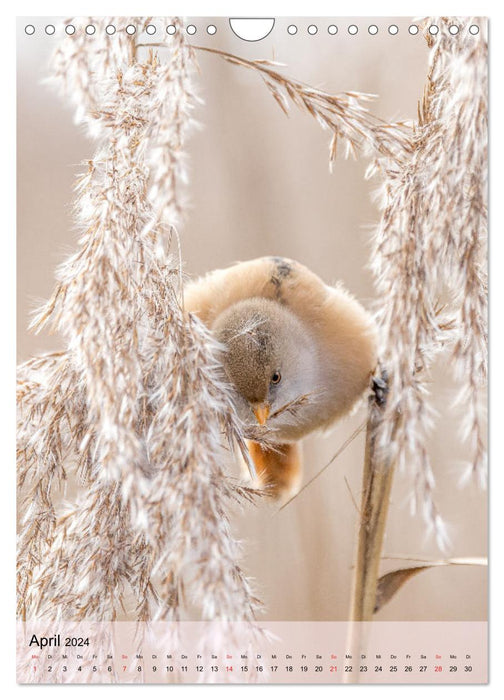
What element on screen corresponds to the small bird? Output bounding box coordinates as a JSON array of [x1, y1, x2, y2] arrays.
[[184, 257, 378, 499]]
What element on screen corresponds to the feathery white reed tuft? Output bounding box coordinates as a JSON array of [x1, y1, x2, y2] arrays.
[[18, 17, 261, 624], [371, 17, 487, 547]]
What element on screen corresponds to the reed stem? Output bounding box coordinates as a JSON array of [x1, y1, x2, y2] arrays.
[[345, 373, 395, 681]]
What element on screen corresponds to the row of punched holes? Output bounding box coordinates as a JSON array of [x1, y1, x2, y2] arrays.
[[24, 22, 481, 37]]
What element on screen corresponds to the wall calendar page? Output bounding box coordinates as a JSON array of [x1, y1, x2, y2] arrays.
[[16, 14, 488, 686]]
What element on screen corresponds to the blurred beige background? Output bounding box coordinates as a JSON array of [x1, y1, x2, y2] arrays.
[[17, 17, 487, 621]]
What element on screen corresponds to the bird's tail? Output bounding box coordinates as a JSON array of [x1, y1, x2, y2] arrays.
[[246, 440, 303, 501]]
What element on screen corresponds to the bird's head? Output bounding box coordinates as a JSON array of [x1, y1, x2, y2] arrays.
[[212, 297, 318, 431]]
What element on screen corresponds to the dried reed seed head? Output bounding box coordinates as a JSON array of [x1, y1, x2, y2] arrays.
[[19, 16, 262, 625], [370, 16, 487, 547]]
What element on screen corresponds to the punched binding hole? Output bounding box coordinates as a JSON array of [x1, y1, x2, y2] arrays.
[[348, 25, 358, 35], [167, 24, 177, 35], [85, 25, 96, 35], [106, 25, 116, 35], [328, 25, 338, 35], [368, 25, 378, 35], [307, 24, 318, 35], [409, 25, 419, 35], [287, 24, 297, 35], [25, 24, 35, 35]]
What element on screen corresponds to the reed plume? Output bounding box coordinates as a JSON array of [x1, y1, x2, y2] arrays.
[[371, 17, 488, 546], [193, 44, 411, 172], [346, 20, 487, 663], [17, 17, 261, 624]]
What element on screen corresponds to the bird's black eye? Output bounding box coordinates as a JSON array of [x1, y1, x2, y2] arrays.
[[271, 371, 282, 385]]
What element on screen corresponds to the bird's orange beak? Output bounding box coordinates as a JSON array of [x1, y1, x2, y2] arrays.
[[253, 403, 270, 426]]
